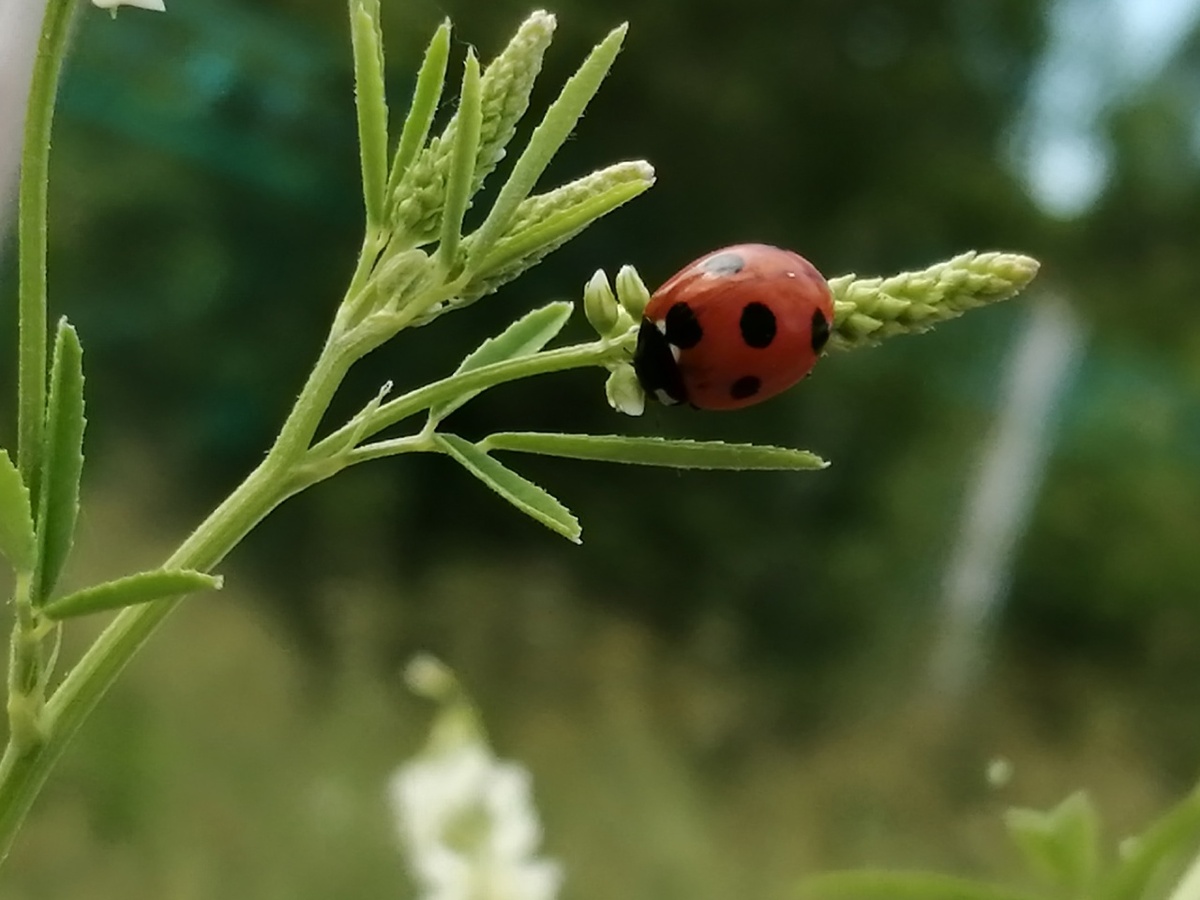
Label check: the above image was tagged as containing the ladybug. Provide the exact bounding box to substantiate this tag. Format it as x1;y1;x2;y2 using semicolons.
632;243;835;410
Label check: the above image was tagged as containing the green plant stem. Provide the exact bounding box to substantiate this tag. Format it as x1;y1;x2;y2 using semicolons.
0;460;281;860
0;318;365;862
17;0;75;494
309;329;636;459
5;573;43;751
336;231;388;330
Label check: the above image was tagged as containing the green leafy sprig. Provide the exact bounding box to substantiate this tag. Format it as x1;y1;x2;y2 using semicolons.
0;0;1041;872
799;786;1200;900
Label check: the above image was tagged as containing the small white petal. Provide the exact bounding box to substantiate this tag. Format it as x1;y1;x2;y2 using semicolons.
484;763;541;860
92;0;166;9
488;859;564;900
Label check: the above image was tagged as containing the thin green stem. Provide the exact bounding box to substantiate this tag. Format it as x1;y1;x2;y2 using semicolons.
266;336;357;466
5;573;43;753
0;458;287;862
343;433;436;467
0;322;362;861
334;230;388;332
309;329;636;460
17;0;76;496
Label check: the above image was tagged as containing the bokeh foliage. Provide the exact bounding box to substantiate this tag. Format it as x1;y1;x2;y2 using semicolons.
3;0;1200;896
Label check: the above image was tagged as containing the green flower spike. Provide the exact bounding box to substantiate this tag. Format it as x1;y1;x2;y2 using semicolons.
392;11;557;245
827;250;1041;351
451;160;655;313
465;162;654;289
596;250;1040;417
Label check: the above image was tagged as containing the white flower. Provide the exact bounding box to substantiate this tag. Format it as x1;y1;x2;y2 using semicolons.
91;0;166;11
390;742;562;900
605;364;646;417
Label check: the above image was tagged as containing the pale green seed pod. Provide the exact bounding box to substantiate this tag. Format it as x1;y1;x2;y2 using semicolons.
827;251;1040;351
584;270;620;337
615;264;650;318
605;364;645;417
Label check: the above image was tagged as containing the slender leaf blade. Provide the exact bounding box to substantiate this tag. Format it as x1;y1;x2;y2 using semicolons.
439;50;483;270
480;433;828;471
479;179;653;276
1105;783;1200;900
43;569;223;620
350;1;389;229
1005;792;1099;894
436;433;580;543
468;23;627;265
0;449;35;574
35;319;85;602
462;178;653;305
388;21;451;199
429;301;574;422
798;871;1050;900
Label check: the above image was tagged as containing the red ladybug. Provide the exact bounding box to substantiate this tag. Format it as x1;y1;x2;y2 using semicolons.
632;244;834;410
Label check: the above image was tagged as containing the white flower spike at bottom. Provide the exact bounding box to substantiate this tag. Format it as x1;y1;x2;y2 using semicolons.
390;656;562;900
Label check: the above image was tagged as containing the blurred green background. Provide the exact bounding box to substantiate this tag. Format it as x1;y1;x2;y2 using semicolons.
3;0;1200;896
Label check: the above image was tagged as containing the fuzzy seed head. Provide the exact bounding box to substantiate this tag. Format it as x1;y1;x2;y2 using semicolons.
828;252;1040;351
392;12;557;245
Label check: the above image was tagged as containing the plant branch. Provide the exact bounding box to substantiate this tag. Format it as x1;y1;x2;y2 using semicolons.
0;324;361;861
309;329;637;460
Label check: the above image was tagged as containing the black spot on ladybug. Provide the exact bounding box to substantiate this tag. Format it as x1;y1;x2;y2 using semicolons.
699;251;745;276
811;310;831;353
730;375;761;400
634;318;688;405
739;302;776;349
664;302;704;349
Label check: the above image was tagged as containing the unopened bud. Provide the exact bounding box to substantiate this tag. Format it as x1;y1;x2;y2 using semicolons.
605;364;645;417
584;270;620;336
615;264;650;318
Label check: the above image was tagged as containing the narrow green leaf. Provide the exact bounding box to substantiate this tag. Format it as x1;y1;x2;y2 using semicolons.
480;433;828;471
1105;784;1200;900
388;21;451;201
439;50;483;271
35;319;85;603
468;23;627;267
459;177;652;307
1004;792;1099;893
350;0;389;230
0;449;35;574
429;301;574;422
435;433;580;543
798;871;1050;900
43;569;223;620
481;177;652;271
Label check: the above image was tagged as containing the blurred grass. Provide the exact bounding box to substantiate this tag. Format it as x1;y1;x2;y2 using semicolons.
0;445;1180;900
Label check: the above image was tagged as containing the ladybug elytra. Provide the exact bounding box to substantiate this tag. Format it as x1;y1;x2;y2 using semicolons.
632;243;834;410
